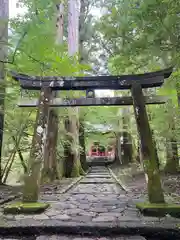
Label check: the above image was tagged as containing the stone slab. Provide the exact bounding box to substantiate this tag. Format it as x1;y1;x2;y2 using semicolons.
80;178;114;184
88;173;110;176
89;170;108;172
86;175;111;178
68;184;122;194
0;221;179;239
0;235;147;239
36;235;147;240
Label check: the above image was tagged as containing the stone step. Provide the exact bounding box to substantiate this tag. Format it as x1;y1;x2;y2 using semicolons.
36;235;147;239
90;169;109;171
86;175;111;178
89;172;109;174
80;178;114;184
89;174;109;176
0;235;147;239
0;222;179;239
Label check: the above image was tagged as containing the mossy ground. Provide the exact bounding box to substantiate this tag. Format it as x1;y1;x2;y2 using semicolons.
3;202;49;215
136;202;180;218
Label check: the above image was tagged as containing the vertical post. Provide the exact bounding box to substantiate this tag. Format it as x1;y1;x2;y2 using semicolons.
0;0;8;184
131;83;165;203
23;87;51;202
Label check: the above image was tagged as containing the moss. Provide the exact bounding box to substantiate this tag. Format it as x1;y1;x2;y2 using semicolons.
136;202;180;218
145;160;165;203
79;164;86;176
71;163;80;177
22;174;39;202
3;202;49;215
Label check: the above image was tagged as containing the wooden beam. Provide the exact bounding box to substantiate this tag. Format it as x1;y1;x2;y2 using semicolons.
18;96;168;107
10;67;173;90
131;83;165;203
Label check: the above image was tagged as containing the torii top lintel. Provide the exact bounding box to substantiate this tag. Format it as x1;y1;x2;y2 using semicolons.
10;67;173;90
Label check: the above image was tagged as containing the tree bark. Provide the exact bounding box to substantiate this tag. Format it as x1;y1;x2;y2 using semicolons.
122;131;133;165
121;109;133;165
63;115;82;177
64;0;83;177
0;0;8;184
151;130;160;169
22;88;51;202
78;0;89;172
176;81;180;108
131;83;165;203
79;119;87;171
164;138;179;174
41;107;60;182
41;2;64;182
63;117;73;178
114;132;122;165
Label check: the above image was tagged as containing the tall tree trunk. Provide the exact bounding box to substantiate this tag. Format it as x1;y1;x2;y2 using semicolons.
79;119;87;171
0;0;8;184
131;83;165;203
136;143;141;163
41;2;64;182
22;88;51;202
151;130;160;169
78;0;88;172
63;117;74;177
114;132;122;165
176;81;180;108
41;108;60;182
63;0;83;177
164;139;178;174
164;121;179;174
121;109;133;165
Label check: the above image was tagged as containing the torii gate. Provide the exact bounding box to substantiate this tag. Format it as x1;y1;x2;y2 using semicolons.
10;67;173;204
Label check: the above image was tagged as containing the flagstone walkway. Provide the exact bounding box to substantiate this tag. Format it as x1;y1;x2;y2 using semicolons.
0;166;180;239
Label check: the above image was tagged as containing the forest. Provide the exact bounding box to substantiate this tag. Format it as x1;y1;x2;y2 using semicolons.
0;0;179;215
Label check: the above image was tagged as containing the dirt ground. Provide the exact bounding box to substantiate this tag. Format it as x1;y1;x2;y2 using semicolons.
0;177;79;204
111;164;180;202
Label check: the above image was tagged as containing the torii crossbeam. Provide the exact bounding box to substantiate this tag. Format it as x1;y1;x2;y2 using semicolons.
10;67;173;90
17;96;169;107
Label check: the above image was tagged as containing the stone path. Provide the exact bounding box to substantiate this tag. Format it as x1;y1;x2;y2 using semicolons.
0;166;180;239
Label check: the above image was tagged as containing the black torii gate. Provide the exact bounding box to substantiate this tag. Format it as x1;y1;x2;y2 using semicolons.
10;67;173;203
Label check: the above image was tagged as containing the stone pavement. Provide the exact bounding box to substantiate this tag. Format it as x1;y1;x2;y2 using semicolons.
0;167;180;239
0;235;147;239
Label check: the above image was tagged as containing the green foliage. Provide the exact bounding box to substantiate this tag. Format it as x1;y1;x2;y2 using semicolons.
96;0;180;165
3;0;179;184
3;0;91;183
